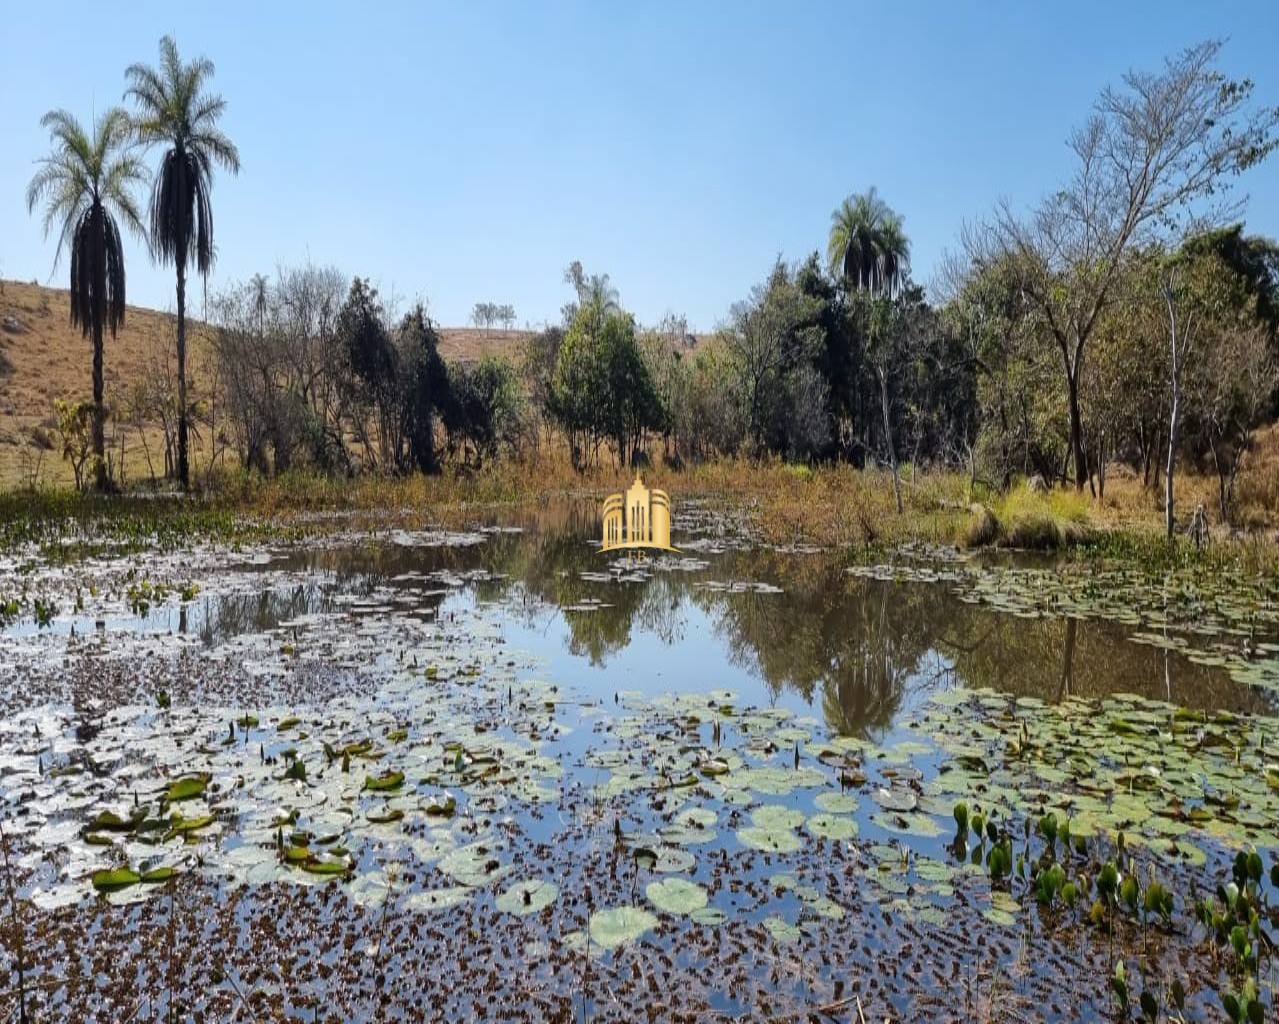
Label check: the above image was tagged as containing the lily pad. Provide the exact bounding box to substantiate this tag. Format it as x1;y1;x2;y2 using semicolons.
165;775;210;803
589;906;659;949
91;868;141;893
646;878;709;916
495;879;559;916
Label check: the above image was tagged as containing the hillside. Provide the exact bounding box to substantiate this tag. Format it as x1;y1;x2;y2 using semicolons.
0;279;534;487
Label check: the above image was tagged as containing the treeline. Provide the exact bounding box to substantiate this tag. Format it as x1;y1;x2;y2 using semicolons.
26;35;1279;533
210;270;526;476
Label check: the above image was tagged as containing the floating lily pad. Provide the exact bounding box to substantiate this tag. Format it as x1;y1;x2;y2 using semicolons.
92;868;141;893
165;775;209;803
363;770;405;792
646;878;708;916
495;879;558;916
589;906;659;949
806;813;858;841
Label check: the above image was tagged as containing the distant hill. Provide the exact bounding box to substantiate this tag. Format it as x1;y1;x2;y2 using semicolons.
0;279;532;486
0;278;708;487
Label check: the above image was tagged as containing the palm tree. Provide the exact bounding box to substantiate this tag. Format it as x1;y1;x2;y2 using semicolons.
826;187;910;298
249;273;269;338
126;35;240;488
26;108;147;490
875;211;911;300
827;188;912;512
827;187;889;292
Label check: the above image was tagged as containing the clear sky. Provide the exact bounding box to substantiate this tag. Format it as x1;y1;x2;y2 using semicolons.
2;2;1277;332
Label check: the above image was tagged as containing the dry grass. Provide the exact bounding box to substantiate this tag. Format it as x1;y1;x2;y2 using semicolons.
0;279;192;489
0;279;544;489
5;278;1278;565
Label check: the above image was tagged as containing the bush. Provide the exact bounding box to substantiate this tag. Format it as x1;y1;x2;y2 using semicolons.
991;484;1090;551
963;504;1001;548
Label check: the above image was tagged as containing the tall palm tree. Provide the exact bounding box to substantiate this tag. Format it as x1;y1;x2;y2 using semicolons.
827;188;912;512
875;211;911;300
26;108;147;490
249;273;269;338
827;187;889;293
125;35;240;488
826;187;911;298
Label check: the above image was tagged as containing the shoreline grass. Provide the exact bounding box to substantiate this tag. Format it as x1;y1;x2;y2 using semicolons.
1;455;1277;574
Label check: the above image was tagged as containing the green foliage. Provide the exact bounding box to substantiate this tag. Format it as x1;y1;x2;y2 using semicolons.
398;304;448;474
443;357;525;469
548;297;666;468
53;398;99;492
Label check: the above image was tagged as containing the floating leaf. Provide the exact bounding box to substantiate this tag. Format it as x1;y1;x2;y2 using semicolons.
589;906;658;949
806;813;858;841
495;879;558;916
165;775;210;803
646;878;708;916
363;770;405;792
92;868;141;893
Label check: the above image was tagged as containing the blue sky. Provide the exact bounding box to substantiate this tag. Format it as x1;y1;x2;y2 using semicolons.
2;2;1277;332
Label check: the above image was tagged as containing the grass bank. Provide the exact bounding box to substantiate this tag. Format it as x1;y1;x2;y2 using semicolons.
1;455;1276;574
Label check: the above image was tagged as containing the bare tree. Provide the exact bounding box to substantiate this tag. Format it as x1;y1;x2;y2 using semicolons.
965;40;1278;490
1162;268;1195;539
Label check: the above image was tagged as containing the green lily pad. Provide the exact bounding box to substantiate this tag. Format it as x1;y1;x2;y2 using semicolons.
813;792;860;814
364;770;405;792
165;775;209;803
299;857;349;876
738;825;801;854
646;878;708;916
806;814;859;841
495;880;559;916
589;906;659;949
762;916;800;944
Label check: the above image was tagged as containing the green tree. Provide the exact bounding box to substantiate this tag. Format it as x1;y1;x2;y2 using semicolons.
26;107;147;490
126;35;241;488
966;40;1278;491
397;305;447;473
444;357;525;468
548;297;664;468
827;187;893;291
723;261;822;457
828;187;912;508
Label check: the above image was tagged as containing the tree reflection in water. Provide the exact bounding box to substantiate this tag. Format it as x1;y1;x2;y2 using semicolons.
192;505;1274;737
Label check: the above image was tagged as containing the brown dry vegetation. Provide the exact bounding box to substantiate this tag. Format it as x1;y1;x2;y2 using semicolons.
4;278;1278;565
0;279;190;487
0;280;537;488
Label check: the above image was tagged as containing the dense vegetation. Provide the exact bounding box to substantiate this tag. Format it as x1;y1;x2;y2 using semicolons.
20;39;1279;539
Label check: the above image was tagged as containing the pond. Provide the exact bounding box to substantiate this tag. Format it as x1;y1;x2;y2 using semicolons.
1;501;1277;1021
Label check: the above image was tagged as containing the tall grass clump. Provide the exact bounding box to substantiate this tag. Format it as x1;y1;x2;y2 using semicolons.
964;484;1091;552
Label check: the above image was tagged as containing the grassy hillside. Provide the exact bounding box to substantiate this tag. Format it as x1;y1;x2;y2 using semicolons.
0;279;533;487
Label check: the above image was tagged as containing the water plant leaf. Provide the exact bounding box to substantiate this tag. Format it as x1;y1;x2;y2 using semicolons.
495;879;558;916
589;906;659;949
363;770;405;792
91;868;141;893
806;813;859;841
165;775;210;803
646;878;708;916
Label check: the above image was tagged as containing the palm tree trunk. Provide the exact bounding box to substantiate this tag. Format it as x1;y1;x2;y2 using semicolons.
91;208;107;491
177;260;189;489
91;321;106;490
